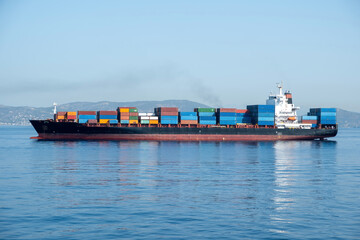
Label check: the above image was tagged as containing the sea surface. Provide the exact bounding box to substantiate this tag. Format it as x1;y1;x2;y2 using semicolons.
0;126;359;240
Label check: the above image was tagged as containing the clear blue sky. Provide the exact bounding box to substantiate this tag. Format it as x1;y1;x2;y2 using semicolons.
1;0;359;111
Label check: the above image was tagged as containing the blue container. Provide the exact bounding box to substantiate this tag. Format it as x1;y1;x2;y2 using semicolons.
236;113;251;117
198;112;216;117
78;115;97;120
160;116;178;120
160;120;178;124
319;112;336;117
255;113;275;117
219;120;237;125
109;120;118;124
179;112;197;116
312;124;318;128
218;112;236;117
218;116;236;121
236;117;252;123
120;120;129;124
78;119;88;124
257;121;275;126
98;115;117;119
320;120;336;125
257;117;275;121
199;116;216;121
180;116;198;121
247;105;275;112
302;116;318;120
199;120;216;125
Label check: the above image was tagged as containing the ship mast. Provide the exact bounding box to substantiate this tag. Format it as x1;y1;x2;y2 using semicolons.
53;102;57;115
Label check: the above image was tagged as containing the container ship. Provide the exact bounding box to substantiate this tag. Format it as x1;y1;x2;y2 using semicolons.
30;84;337;141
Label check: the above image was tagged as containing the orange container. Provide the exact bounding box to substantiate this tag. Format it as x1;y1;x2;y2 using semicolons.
129;120;138;124
149;120;158;124
118;108;129;113
67;112;77;116
180;120;198;124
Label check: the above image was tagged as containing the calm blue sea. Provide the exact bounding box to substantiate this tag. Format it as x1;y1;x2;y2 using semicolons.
0;126;359;239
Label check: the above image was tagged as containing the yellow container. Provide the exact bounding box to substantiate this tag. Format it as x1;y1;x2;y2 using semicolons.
129;120;138;124
67;112;77;116
119;108;129;113
149;120;158;124
99;119;109;124
56;116;65;120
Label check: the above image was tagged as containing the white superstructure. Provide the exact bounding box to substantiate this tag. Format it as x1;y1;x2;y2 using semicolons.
266;83;311;129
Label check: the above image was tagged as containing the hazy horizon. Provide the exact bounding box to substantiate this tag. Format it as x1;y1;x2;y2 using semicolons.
1;1;359;111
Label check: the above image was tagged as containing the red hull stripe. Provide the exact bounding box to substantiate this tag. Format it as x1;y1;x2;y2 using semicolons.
34;133;324;141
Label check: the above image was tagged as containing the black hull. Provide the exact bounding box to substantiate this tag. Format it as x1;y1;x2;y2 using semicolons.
29;120;337;141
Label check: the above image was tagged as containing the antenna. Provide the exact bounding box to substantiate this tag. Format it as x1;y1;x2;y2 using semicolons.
276;82;283;95
53;102;57;115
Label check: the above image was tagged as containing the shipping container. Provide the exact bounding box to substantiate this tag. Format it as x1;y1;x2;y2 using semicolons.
98;111;117;115
57;112;67;116
140;120;150;124
180;120;198;125
179;116;198;121
118;108;129;113
120;120;129;124
236;109;249;114
219;120;237;125
217;108;237;113
67;115;77;120
198;112;216;117
87;119;97;124
78;111;96;115
218;112;236;117
199;120;216;125
78;115;97;120
66;112;77;116
99;119;109;124
109;120;118;124
195;108;216;112
78;119;88;124
160;119;178;124
129;116;138;120
129;120;138;124
179;112;197;116
98;115;117;119
149;120;158;124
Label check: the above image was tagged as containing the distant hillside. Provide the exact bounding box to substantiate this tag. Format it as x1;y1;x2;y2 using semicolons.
0;100;210;126
1;101;359;128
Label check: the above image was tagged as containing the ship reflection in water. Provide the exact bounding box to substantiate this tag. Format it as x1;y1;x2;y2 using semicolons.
42;138;340;238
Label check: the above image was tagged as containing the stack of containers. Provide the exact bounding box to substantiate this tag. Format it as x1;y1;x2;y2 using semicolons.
66;112;77;122
236;109;252;124
55;112;66;122
195;108;216;125
138;113;155;124
118;107;130;124
155;107;178;124
78;111;97;124
129;107;139;124
247;105;275;126
308;108;336;125
301;115;318;128
98;111;118;124
179;112;198;124
217;108;237;125
149;115;159;124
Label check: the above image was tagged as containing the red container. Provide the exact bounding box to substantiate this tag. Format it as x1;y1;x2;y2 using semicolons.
119;112;130;116
120;116;130;120
218;108;236;113
98;111;117;115
158;111;178;116
87;119;98;124
78;111;96;115
302;120;317;124
129;112;139;116
67;115;77;120
57;112;67;116
157;107;178;112
236;109;249;113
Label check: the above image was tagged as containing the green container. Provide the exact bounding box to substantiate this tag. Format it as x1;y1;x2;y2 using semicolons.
141;120;150;124
196;108;216;112
129;108;138;113
129;116;138;120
